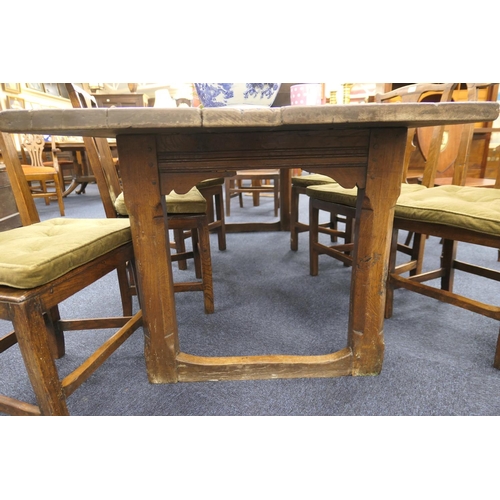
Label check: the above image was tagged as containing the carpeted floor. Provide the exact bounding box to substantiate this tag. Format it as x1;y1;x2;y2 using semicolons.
1;182;499;416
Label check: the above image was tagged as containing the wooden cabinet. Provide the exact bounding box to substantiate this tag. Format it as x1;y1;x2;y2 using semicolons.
92;93;147;108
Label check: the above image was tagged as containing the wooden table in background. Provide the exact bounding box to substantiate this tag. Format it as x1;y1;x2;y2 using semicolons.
1;103;497;384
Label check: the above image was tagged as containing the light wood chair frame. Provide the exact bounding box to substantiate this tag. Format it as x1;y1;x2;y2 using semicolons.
225;169;280;217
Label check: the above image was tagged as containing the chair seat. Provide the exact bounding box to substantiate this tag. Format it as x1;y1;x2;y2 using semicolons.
292;173;336;187
306;182;427;207
0;218;131;288
114;186;207;216
21;165;58;176
395;184;500;236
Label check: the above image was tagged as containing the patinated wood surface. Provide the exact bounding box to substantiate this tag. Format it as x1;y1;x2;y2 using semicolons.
0;103;498;138
1;103;498;384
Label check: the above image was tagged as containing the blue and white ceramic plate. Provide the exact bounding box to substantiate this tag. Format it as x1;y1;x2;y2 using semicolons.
194;83;281;108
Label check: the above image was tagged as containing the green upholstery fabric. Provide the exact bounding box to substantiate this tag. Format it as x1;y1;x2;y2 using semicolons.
395;185;500;236
0;218;131;289
114;186;207;216
306;182;427;207
196;177;224;188
292;173;336;188
166;187;207;214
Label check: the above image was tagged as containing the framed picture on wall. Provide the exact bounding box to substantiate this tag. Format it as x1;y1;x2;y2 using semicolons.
43;83;60;97
26;83;45;92
2;83;21;94
6;96;25;109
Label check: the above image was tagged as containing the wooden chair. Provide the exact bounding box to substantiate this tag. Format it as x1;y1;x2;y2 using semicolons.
225;169;280;217
306;83;459;277
385;140;500;368
0;132;142;416
65;83;225;255
432;83;498;188
20;133;66;216
290;172;337;251
84;134;214;314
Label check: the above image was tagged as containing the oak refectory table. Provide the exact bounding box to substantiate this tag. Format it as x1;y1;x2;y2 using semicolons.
1;102;498;384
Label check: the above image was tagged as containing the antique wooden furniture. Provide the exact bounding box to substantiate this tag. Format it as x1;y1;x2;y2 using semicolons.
67;84;226;253
390;83;500;185
93;93;147;108
84;135;214;314
306;83;459;277
427;84;498;188
0;132;142;416
290;172;336;251
225;169;280;217
20;133;66;216
0;102;496;384
386;155;500;367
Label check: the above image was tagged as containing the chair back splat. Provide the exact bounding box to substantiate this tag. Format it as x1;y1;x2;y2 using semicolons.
65;83;215;314
0;131;142;416
306;83;461;277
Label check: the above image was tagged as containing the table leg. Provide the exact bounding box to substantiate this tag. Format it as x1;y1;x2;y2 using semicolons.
347;128;407;375
116;134;179;383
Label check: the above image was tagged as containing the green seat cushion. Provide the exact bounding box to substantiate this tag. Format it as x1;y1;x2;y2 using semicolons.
115;186;207;216
395;185;500;236
0;218;131;289
306;182;427;207
292;173;336;187
196;177;224;188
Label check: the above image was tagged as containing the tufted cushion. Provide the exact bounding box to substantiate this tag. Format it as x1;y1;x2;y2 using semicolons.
306;182;428;207
292;173;336;188
0;218;131;289
114;186;207;217
395;185;500;236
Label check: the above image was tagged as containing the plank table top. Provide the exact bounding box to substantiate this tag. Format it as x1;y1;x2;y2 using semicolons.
0;102;498;138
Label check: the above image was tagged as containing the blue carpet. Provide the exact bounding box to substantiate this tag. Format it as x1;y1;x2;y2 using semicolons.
1;183;499;416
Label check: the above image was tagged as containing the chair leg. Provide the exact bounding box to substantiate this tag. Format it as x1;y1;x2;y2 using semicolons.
385;226;400;319
196;215;214;314
116;262;134;316
191;228;202;279
173;228;188;270
309;199;320;276
494;327;500;370
11;298;70;415
410;232;427;276
225;178;232;217
343;215;355;266
441;239;457;292
214;188;226;250
45;305;65;359
290;185;300;251
274;177;279;217
54;174;65;216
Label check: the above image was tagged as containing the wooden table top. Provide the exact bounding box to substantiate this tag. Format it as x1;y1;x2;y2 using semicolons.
0;102;498;138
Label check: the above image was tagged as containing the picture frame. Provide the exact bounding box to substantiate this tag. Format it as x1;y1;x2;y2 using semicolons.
43;83;61;97
2;83;21;94
26;83;45;92
6;96;25;109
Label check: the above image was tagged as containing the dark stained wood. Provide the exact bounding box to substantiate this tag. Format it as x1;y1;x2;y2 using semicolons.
0;131;142;415
0;102;498;385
